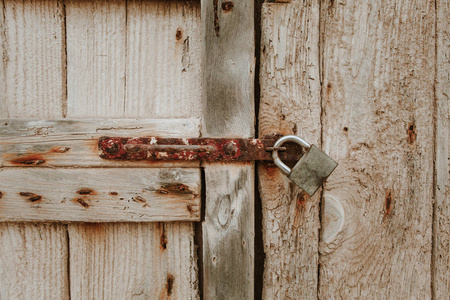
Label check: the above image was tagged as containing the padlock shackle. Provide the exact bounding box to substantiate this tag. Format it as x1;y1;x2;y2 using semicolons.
272;135;311;175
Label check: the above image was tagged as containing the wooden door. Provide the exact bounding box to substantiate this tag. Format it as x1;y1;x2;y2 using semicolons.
0;0;449;299
258;0;448;299
0;0;254;298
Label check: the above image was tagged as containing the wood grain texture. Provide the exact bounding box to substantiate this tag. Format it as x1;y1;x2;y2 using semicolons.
319;0;435;298
201;0;255;297
0;118;200;168
1;0;66;118
65;0;201;297
202;164;255;299
258;1;321;298
0;0;69;298
126;0;202;119
69;222;198;299
66;0;126;118
433;0;449;298
201;0;255;138
0;168;201;222
0;224;69;300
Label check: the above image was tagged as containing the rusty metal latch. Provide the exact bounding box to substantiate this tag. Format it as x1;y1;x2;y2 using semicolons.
98;135;303;162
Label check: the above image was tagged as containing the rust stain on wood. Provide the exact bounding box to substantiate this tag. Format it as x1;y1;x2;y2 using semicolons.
160;225;167;251
19;192;42;202
213;0;220;36
294;191;309;227
76;188;96;195
408;122;416;144
10;154;46;166
384;190;394;217
0;191;3;199
73;197;90;208
50;146;71;153
157;188;169;195
222;1;234;12
109;191;118;196
166;274;174;296
186;204;193;215
166;183;191;194
133;196;147;203
175;27;183;40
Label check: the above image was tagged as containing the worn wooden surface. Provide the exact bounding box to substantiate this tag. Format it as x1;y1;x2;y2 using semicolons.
126;0;202;119
319;1;435;298
0;0;69;298
65;0;201;298
1;0;66;119
69;222;198;299
0;168;201;222
66;0;126;118
259;1;321;298
0;118;200;168
0;224;69;299
433;0;449;298
201;0;255;297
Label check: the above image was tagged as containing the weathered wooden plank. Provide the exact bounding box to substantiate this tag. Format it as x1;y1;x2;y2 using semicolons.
202;164;255;298
126;0;202;119
1;0;66;118
0;224;69;299
201;0;255;138
69;222;198;299
259;1;321;298
433;0;449;298
66;0;201;297
0;118;200;168
319;1;435;298
66;0;126;118
0;0;69;298
0;168;200;222
201;0;255;296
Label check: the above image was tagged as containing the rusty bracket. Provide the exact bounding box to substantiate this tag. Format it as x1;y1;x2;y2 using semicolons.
98;135;303;163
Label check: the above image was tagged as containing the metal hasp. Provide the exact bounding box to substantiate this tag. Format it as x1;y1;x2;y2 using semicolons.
98;136;303;162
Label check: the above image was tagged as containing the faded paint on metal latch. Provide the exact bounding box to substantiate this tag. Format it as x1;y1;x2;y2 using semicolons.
98;136;303;162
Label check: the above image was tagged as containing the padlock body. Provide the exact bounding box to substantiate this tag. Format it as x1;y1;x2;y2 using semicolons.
288;145;338;196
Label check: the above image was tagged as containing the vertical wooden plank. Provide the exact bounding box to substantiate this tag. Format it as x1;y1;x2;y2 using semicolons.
2;0;66;118
201;0;255;297
66;0;126;118
126;0;202;119
201;0;254;138
69;223;198;299
319;0;435;298
433;0;449;298
258;1;321;298
0;224;69;299
66;0;201;298
0;0;69;299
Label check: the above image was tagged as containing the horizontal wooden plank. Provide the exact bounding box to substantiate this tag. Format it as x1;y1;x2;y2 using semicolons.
0;118;200;167
0;168;200;222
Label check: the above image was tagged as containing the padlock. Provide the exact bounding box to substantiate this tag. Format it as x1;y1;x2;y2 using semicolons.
272;135;338;196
